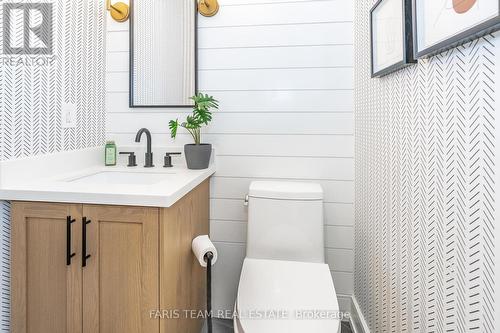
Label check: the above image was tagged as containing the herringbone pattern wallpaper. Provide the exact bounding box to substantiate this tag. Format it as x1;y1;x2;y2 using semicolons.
354;1;498;332
0;1;105;331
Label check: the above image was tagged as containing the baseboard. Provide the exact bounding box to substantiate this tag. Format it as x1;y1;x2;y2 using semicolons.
349;295;370;333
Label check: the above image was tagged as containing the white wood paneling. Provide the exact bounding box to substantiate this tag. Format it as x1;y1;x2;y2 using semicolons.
107;67;354;91
331;271;354;294
105;0;354;313
108;89;353;113
106;72;129;92
214;156;354;180
107;23;353;52
199;45;354;70
325;203;354;226
211;199;247;221
326;248;354;272
107;45;354;73
209;134;354;157
107;31;129;52
107;112;354;135
198;22;353;48
106;51;129;72
325;226;354;249
210;220;247;243
216;0;341;5
109;133;354;157
199;68;353;91
212;242;246;314
198;0;353;27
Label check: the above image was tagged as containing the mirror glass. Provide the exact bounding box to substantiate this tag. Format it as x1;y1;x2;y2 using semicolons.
130;0;197;107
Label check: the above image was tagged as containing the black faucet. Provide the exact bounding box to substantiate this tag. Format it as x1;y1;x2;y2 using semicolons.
135;128;154;167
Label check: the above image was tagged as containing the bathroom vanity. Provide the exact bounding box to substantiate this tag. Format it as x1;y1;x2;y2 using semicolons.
0;147;215;333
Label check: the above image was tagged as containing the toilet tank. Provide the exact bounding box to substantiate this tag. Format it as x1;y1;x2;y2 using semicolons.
246;181;325;263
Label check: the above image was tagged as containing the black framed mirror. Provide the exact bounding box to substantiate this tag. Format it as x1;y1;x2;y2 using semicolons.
129;0;198;108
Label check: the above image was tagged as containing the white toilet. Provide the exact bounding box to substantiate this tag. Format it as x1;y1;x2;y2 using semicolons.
234;181;341;333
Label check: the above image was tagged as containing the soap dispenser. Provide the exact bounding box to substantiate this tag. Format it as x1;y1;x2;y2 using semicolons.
105;141;117;166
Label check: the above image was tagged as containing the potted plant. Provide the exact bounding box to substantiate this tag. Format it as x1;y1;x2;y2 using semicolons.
169;93;219;169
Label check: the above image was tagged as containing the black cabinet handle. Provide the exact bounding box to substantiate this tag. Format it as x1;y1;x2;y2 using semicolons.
82;217;92;267
66;216;76;266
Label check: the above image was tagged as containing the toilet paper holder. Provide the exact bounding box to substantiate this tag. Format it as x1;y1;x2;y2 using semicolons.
204;251;214;263
192;235;217;333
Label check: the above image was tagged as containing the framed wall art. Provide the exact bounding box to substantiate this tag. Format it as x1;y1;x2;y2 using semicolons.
413;0;500;58
370;0;415;77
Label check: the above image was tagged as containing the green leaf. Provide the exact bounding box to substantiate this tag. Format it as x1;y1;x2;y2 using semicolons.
193;107;212;125
191;93;219;110
190;93;218;126
168;119;178;138
168;92;219;143
185;115;200;129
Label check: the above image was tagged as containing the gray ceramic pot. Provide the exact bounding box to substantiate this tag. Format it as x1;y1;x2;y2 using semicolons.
184;144;212;170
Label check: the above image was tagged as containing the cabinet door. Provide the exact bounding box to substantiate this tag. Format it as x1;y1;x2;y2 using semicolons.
12;202;82;333
82;205;159;333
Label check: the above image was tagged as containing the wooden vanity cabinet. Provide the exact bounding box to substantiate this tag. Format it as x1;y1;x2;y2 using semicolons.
11;180;209;333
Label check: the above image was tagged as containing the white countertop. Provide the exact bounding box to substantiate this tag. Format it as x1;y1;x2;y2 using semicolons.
0;147;215;207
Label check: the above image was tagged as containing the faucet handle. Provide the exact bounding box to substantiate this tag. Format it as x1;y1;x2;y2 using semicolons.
119;151;137;167
164;152;182;168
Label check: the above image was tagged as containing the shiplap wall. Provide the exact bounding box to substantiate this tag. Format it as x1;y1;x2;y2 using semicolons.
106;0;354;313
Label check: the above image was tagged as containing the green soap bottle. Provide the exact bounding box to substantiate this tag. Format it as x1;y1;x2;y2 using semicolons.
105;141;117;166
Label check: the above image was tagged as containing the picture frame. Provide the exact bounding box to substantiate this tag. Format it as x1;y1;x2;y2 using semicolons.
413;0;500;58
370;0;415;78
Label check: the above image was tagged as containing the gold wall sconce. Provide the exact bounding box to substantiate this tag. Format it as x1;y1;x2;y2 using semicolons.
106;0;130;22
198;0;219;17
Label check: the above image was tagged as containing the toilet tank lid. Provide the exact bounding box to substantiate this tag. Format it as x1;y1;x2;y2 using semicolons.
249;181;323;200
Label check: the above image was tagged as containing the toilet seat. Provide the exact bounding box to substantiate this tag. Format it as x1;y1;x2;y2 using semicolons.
234;258;341;333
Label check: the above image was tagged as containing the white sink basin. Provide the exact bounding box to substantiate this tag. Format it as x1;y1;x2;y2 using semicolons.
0;147;216;207
68;171;175;185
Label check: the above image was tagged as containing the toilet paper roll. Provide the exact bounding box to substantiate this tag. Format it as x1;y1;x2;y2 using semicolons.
192;235;218;267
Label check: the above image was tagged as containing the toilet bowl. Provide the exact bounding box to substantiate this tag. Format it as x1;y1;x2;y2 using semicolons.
233;181;341;333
